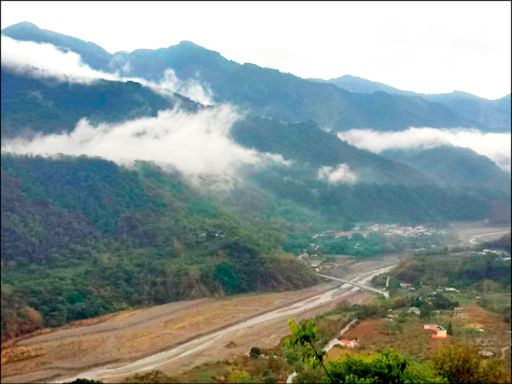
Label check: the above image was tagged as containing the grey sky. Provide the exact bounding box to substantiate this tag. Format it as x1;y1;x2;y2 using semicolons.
1;1;510;99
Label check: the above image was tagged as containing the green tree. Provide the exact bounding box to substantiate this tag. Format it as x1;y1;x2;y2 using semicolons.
327;349;444;384
446;321;453;336
286;319;334;383
433;343;510;384
433;343;480;384
227;369;253;383
250;346;261;358
286;320;445;384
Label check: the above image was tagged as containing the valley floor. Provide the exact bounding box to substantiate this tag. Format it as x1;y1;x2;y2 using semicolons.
1;257;398;383
2;224;508;383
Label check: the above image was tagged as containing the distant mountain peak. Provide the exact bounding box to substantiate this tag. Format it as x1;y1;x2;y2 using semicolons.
178;40;200;47
326;74;416;96
2;21;40;32
447;90;482;99
336;74;368;81
2;21;112;70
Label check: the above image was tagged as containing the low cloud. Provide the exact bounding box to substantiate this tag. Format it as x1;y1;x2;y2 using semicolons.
1;35;115;82
1;35;213;105
1;105;287;189
338;127;511;171
318;163;357;184
156;68;214;105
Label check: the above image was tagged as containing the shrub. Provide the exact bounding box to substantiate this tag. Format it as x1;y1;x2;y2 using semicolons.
250;346;262;358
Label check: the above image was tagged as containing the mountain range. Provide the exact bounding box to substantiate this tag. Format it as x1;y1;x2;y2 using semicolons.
1;21;510;341
3;21;510;132
324;75;511;132
2;20;510;220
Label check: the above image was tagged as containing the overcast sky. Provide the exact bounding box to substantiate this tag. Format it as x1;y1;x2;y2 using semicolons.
1;1;510;99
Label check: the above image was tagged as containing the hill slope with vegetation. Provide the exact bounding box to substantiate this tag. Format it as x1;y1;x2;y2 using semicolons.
1;69;199;138
382;146;511;192
0;154;317;342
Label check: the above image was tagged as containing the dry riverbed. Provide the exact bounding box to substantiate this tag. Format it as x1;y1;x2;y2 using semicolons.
2;257;398;383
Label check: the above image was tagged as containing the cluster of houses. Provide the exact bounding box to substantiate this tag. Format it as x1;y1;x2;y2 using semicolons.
364;224;434;237
312;224;436;240
424;324;448;339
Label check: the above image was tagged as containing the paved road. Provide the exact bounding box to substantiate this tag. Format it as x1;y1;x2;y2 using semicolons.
57;263;396;383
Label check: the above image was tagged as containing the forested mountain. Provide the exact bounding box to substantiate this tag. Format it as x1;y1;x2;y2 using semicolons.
232;116;435;185
1;69;198;137
426;92;511;133
2;21;495;132
383;146;511;191
325;75;511;132
1;151;506;342
1;22;509;227
244;165;507;226
1;154;317;341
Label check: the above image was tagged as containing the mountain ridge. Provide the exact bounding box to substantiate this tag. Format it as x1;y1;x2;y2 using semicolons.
4;21;508;132
322;75;511;132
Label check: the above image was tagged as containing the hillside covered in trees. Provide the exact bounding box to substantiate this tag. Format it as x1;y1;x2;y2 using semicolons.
1;154;318;342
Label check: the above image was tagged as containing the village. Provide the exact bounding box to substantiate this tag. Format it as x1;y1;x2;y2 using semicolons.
313;224;437;240
319;283;509;363
302;247;510;361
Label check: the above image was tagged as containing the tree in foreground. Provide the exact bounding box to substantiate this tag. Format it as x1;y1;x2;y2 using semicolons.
286;319;334;382
227;368;253;383
433;343;511;384
286;319;445;383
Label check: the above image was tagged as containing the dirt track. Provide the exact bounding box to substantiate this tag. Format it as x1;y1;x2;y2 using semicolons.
2;257;398;383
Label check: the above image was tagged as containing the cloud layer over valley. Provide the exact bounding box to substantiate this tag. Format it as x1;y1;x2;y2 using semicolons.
338;127;511;171
1;35;251;187
1;105;287;189
1;35;114;82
